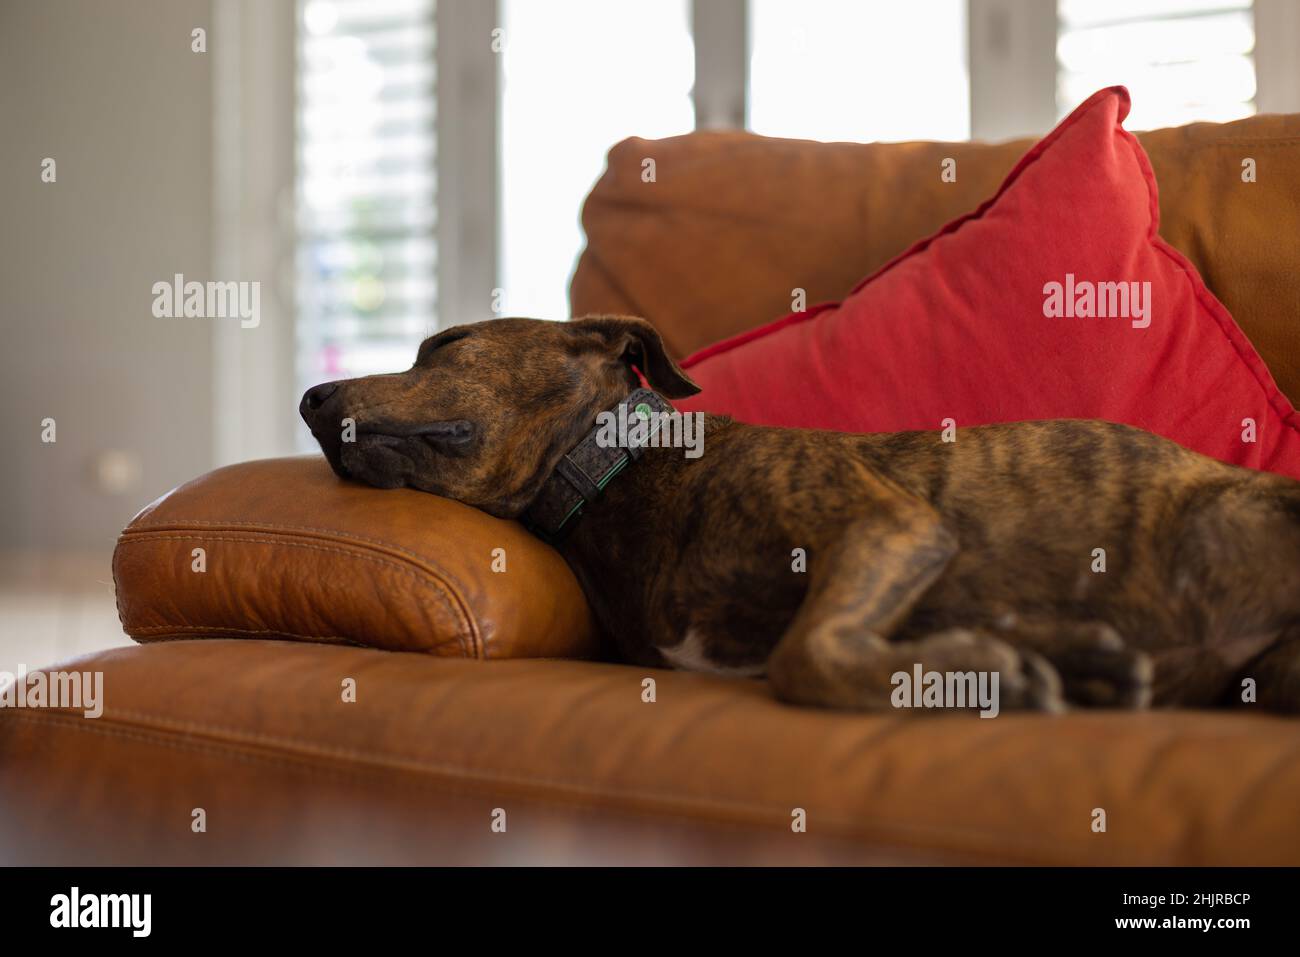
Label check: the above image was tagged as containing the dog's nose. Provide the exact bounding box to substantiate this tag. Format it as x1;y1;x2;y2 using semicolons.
300;381;341;421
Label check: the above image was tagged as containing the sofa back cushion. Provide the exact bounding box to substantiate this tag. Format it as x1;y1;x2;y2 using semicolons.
673;88;1300;480
113;457;599;659
571;111;1300;405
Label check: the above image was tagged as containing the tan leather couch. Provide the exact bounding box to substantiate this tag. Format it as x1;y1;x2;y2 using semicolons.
4;115;1300;865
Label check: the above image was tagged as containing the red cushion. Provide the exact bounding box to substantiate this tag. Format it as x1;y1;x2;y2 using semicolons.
677;88;1300;480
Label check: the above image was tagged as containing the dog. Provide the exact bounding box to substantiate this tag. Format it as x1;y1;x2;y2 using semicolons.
301;315;1300;713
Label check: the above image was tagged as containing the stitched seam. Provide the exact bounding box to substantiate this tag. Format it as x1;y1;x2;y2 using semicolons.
114;534;479;658
111;543;128;638
129;634;378;652
0;710;1150;865
131;626;355;638
128;628;459;657
124;517;491;563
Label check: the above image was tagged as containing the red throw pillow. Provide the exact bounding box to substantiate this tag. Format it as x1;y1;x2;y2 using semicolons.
676;87;1300;480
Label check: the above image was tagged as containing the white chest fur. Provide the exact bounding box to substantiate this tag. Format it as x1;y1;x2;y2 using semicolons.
659;629;766;678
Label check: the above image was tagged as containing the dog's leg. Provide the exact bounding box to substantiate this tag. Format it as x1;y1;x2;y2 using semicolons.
766;511;1063;712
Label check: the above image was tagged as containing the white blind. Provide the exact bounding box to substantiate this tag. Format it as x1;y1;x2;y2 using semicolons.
295;0;437;408
1057;0;1256;130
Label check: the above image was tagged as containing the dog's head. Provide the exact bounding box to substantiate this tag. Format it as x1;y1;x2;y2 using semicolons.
299;315;699;517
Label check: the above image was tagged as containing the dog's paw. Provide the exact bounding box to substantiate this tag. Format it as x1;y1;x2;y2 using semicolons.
1039;623;1154;709
916;629;1065;714
1008;647;1068;713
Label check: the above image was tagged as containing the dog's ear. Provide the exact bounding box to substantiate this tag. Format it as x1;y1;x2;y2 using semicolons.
569;315;701;398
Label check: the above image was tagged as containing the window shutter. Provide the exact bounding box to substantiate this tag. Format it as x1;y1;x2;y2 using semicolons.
295;0;438;410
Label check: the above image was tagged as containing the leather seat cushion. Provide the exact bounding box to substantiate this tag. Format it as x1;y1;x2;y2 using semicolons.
4;640;1298;865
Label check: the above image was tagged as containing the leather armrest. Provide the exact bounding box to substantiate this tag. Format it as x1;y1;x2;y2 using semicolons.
112;457;599;659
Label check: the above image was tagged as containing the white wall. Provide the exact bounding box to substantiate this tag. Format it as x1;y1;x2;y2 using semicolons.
0;0;217;557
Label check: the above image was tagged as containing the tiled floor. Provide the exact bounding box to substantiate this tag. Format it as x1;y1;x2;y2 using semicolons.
0;551;132;675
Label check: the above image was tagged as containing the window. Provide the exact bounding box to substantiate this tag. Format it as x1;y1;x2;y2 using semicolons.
295;0;438;412
498;0;695;322
1057;0;1257;130
748;0;970;142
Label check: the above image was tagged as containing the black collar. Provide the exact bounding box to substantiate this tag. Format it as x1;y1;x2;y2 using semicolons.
523;388;675;543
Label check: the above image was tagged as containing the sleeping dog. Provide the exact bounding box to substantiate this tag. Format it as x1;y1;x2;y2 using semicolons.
301;315;1300;713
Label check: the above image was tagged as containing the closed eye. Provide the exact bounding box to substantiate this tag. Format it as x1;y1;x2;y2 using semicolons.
416;328;471;365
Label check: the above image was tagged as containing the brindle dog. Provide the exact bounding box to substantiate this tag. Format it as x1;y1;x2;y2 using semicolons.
301;315;1300;713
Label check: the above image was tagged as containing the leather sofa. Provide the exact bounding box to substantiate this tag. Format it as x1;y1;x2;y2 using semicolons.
4;113;1300;866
